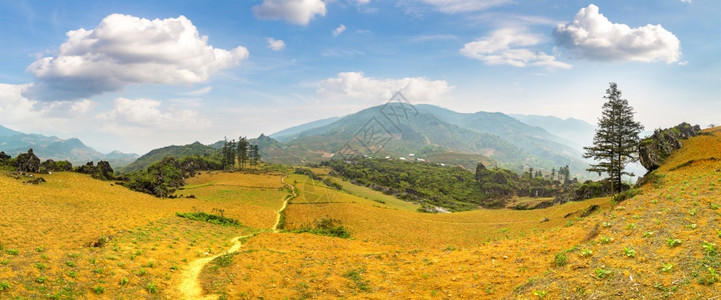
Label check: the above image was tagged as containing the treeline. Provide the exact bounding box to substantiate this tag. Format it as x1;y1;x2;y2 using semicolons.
220;137;261;170
323;158;488;211
323;158;580;211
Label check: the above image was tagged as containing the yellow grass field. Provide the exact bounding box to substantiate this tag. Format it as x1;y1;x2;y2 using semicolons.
4;128;720;298
0;171;285;298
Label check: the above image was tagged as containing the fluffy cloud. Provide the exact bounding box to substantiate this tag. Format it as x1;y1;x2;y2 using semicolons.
25;14;249;101
553;4;681;63
461;28;572;69
332;24;346;37
421;0;510;13
267;37;286;51
253;0;326;26
317;72;452;104
96;97;210;135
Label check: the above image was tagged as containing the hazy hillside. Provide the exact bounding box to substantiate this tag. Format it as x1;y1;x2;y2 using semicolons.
0;124;22;137
0;124;138;168
270;104;589;176
270;117;341;142
510;114;595;151
119;141;219;173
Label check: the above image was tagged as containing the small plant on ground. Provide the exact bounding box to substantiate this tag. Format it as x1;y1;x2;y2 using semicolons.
643;231;654;238
92;286;105;294
36;276;47;283
623;247;637;258
699;267;718;285
600;236;614;244
661;263;673;273
533;290;548;298
120;277;129;286
0;281;10;291
595;267;612;279
554;252;567;267
146;282;158;294
580;249;593;257
343;268;370;292
667;239;682;248
703;241;717;256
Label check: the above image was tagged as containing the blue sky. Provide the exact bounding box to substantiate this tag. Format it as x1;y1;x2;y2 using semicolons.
0;0;719;154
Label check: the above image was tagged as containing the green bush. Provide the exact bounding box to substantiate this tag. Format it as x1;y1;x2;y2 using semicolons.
295;217;351;239
612;189;642;203
176;212;243;227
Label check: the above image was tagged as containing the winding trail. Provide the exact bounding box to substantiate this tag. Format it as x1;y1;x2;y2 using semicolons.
177;174;296;299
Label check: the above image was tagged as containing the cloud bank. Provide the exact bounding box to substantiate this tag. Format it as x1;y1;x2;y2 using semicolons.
317;72;452;104
554;4;681;63
25;14;248;101
461;28;571;69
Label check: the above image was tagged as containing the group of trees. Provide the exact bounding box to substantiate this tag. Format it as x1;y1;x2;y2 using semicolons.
220;137;261;170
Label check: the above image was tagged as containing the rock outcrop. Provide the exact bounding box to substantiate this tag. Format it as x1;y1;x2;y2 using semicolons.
639;122;701;172
15;149;40;173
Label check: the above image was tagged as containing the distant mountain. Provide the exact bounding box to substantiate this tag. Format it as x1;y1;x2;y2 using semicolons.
263;104;590;176
119;141;219;173
270;117;341;142
0;125;138;168
0;124;22;137
510;114;596;151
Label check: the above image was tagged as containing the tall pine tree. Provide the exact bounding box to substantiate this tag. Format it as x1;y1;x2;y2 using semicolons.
583;82;644;194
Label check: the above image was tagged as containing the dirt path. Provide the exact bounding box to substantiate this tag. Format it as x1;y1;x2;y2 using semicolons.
273;175;296;232
177;174;295;299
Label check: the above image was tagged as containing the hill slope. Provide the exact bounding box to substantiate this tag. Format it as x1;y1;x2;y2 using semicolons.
270;117;341;142
516;126;721;298
119;141;219;173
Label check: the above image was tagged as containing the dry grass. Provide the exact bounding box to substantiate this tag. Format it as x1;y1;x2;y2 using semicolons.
0;171;284;298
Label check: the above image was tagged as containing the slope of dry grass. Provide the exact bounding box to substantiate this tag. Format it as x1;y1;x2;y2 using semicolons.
0;171;284;298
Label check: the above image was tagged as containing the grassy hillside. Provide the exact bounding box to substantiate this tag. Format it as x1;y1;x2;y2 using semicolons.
120;141;219;173
0;171;286;298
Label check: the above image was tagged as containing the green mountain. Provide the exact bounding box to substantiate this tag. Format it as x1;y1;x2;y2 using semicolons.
270;117;340;142
0;125;138;168
263;104;589;176
119;141;219;173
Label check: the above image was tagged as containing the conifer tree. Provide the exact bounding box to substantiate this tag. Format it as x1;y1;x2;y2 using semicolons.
237;137;249;169
583;82;644;194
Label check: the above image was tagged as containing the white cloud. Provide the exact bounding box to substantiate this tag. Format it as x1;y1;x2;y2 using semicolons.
25;14;249;101
681;0;691;3
96;97;211;135
554;4;681;63
317;72;453;104
266;37;286;51
0;83;95;130
332;24;346;37
461;28;572;69
253;0;326;26
351;0;371;4
421;0;511;14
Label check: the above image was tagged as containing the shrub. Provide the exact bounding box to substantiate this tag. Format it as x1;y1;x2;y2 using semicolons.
554;252;567;267
295;217;350;239
612;188;642;203
176;212;243;227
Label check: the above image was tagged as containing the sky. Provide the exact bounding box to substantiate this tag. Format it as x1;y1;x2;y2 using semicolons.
0;0;719;154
